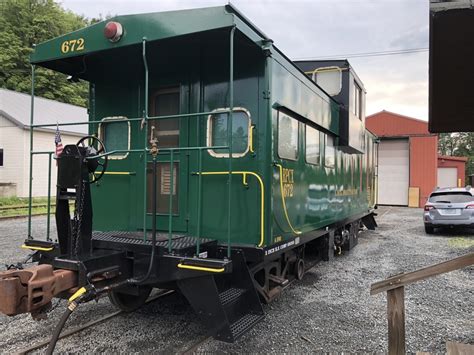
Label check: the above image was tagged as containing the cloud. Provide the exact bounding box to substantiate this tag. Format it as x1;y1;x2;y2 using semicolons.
61;0;429;120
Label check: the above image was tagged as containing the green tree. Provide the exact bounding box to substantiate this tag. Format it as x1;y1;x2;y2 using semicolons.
0;0;90;107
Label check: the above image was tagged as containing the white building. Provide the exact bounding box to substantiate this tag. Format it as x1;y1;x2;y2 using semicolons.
0;88;87;197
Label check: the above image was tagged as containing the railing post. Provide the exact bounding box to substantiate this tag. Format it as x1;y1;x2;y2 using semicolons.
227;26;236;258
142;38;149;240
46;152;53;241
27;64;35;239
387;286;406;355
196;147;203;254
168;150;174;253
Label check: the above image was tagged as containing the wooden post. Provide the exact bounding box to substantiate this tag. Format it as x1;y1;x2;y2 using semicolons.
387;286;405;355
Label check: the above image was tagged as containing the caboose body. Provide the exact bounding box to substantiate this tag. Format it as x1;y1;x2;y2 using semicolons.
0;5;377;343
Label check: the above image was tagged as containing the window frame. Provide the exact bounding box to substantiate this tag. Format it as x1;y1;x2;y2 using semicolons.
324;134;336;168
98;116;131;160
149;86;181;149
353;81;362;120
277;111;299;161
311;66;342;96
0;148;3;167
206;107;251;158
305;125;321;166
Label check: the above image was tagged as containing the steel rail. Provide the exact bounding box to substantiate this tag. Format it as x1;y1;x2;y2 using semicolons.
16;290;175;355
181;335;212;355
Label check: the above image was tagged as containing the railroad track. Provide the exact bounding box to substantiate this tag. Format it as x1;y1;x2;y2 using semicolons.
14;259;322;354
15;290;176;355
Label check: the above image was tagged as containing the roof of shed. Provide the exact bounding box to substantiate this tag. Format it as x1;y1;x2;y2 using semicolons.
366;110;434;137
0;88;87;135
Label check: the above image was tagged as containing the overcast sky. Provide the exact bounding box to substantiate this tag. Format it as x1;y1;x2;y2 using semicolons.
61;0;429;120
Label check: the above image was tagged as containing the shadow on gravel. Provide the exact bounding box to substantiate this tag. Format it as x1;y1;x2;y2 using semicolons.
433;227;474;237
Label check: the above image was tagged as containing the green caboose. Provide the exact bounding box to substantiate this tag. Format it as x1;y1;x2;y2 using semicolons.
0;5;377;344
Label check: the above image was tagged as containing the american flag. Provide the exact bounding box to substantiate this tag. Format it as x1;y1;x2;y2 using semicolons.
55;123;63;159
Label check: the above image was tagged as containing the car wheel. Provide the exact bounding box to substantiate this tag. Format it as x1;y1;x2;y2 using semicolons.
424;225;435;234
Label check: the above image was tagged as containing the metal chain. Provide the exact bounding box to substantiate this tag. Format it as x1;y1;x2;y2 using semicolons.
72;179;86;258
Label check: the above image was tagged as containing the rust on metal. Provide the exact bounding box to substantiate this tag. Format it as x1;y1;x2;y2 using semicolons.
0;264;77;316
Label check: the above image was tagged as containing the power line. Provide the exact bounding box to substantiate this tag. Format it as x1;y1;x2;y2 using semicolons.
293;47;428;60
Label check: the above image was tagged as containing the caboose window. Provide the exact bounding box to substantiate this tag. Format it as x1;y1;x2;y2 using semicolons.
99;117;130;159
278;113;299;161
207;109;250;157
324;134;335;168
149;87;180;148
305;126;320;165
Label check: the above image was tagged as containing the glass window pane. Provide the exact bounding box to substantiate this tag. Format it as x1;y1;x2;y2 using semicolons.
149;90;180;148
306;126;320;165
429;193;474;203
278;114;298;160
325;135;335;167
209;111;249;155
100;120;129;159
315;68;342;96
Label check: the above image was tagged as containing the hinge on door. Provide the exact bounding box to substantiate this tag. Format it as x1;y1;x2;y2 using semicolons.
263;90;271;99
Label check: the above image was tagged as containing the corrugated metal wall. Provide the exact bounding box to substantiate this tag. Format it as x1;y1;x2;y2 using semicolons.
366;111;438;207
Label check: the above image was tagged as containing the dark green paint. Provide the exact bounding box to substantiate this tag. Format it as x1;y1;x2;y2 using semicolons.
31;6;377;251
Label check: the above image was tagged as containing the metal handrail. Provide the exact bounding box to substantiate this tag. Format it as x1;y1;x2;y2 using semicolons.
27;27;239;258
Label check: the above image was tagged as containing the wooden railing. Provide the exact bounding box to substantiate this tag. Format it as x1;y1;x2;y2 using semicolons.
370;252;474;355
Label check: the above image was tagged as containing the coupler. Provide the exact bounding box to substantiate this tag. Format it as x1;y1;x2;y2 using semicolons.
0;264;77;317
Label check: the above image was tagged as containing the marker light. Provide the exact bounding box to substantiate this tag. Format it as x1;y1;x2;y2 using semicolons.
104;21;123;42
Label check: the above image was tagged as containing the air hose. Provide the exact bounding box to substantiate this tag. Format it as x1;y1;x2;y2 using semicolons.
45;286;88;355
128;154;158;285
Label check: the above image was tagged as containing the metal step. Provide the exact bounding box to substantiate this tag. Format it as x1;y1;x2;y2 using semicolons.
229;313;264;340
219;287;246;307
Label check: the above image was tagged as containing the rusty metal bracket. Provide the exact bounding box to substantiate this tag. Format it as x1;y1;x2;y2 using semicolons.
0;264;77;316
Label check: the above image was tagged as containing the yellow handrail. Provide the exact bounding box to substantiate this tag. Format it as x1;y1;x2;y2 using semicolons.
103;172;135;175
249;125;255;153
275;164;302;235
21;244;54;252
177;263;225;273
198;171;265;247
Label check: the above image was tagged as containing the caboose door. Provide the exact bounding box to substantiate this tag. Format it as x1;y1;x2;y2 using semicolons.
145;85;189;232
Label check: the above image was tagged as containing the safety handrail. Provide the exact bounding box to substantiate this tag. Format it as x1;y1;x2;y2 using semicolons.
196;171;265;247
27;27;238;259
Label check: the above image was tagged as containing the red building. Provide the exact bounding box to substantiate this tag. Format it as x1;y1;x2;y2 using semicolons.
366;110;466;207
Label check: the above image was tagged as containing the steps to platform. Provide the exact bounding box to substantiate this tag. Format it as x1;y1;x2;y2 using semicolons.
178;250;264;343
219;287;246;307
229;313;265;341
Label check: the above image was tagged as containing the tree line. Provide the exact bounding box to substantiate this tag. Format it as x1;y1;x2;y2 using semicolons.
0;0;108;107
1;1;472;180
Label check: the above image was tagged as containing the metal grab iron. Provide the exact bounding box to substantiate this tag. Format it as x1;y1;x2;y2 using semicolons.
0;264;77;316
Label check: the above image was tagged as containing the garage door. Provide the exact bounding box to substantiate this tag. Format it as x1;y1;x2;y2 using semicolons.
378;139;409;205
437;167;458;188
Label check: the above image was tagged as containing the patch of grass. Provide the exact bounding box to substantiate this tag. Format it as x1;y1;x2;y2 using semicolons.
0;206;53;218
0;196;49;206
448;237;474;249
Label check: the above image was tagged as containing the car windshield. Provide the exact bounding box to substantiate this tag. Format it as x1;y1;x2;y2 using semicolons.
429;192;474;203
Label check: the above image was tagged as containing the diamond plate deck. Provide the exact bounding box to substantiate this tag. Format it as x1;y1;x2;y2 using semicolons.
92;231;215;254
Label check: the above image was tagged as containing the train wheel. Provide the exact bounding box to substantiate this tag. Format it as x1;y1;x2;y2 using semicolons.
295;258;305;280
108;286;152;312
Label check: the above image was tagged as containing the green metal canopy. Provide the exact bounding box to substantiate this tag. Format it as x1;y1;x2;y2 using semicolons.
30;5;267;67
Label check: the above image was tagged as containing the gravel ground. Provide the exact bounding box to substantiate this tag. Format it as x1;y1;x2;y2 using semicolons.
0;207;473;353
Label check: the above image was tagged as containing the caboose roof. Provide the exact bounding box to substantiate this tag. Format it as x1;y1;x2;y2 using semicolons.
30;5;268;66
